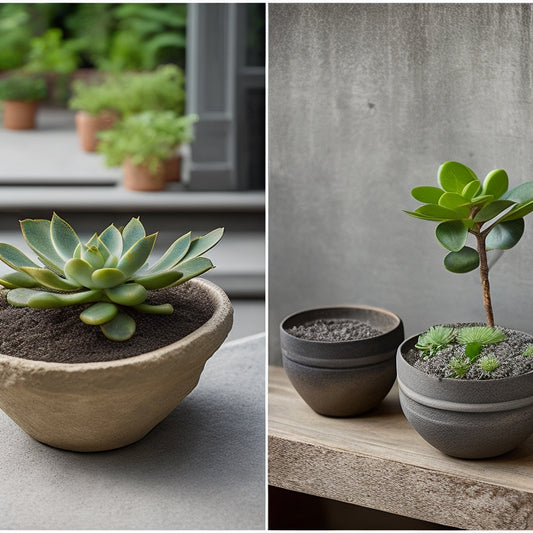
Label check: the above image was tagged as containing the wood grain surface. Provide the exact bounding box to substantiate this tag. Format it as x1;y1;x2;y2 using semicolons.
269;365;533;529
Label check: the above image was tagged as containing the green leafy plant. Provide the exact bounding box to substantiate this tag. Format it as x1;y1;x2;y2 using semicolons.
0;73;47;101
523;345;533;357
415;325;455;358
449;356;471;378
406;161;533;327
479;355;501;374
24;28;81;75
68;77;123;116
456;326;506;345
97;111;198;173
0;213;223;341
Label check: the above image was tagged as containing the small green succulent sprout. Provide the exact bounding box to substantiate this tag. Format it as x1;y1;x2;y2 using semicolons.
0;213;223;341
406;162;533;327
523;345;533;357
456;326;506;346
415;325;455;358
449;356;471;378
479;355;501;374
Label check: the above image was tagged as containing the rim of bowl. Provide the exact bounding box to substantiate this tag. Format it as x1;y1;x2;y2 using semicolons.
280;304;403;346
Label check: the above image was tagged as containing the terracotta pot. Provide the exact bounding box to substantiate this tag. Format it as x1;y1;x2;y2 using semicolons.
75;110;118;152
280;306;404;416
0;279;233;452
397;331;533;458
122;158;167;191
2;100;39;130
165;154;181;182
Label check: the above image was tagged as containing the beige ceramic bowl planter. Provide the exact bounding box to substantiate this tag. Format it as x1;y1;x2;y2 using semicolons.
0;279;233;452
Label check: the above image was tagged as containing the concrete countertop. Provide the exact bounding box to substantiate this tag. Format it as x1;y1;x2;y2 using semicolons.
0;333;266;530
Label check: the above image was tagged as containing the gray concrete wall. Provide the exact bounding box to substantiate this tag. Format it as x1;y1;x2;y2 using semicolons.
269;3;533;364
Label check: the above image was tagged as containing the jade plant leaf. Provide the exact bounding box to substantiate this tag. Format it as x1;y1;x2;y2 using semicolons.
481;169;508;199
413;204;462;221
438;192;468;211
485;218;525;250
435;220;468;252
443;246;480;273
473;200;514;222
438;161;478;193
502;182;533;203
462;180;481;200
411;186;444;204
499;199;533;222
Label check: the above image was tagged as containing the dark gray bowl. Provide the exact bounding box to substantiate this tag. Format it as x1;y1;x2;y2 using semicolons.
397;333;533;459
280;306;404;417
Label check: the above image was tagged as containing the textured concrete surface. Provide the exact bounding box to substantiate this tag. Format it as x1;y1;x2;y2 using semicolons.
0;333;265;529
269;4;533;363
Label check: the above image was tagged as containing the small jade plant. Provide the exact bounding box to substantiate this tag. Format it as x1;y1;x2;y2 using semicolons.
417;325;507;378
406;161;533;327
0;213;222;341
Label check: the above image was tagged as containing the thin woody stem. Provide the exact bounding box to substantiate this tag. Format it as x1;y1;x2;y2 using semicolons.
475;231;494;327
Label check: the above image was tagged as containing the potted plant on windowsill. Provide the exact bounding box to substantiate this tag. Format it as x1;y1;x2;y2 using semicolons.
0;213;233;451
0;73;47;130
280;305;404;416
68;78;121;152
97;111;198;191
400;161;533;458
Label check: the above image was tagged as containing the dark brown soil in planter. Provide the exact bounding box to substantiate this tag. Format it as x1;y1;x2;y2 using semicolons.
287;318;382;342
0;283;215;364
404;323;533;380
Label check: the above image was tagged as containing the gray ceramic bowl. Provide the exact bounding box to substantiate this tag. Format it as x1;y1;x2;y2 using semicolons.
280;306;404;417
397;333;533;458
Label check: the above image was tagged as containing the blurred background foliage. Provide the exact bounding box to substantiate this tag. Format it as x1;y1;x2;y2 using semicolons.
0;3;187;73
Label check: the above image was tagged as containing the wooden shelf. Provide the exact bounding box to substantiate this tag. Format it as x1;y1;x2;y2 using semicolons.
269;365;533;530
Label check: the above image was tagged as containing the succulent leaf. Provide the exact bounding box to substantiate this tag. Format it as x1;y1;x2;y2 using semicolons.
80;302;119;325
502;182;533;203
179;228;224;264
121;217;146;252
20;218;65;274
462;180;481;200
117;234;157;278
105;283;147;306
499;199;533;222
134;270;181;290
100;311;136;341
50;213;81;261
0;243;40;270
438;192;468;211
7;288;103;308
133;303;174;314
173;257;214;285
443;247;479;273
435;220;467;252
99;224;123;259
0;271;40;289
90;268;127;289
20;267;80;291
479;355;500;373
147;232;191;274
485;218;525;250
64;258;95;287
81;244;105;269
